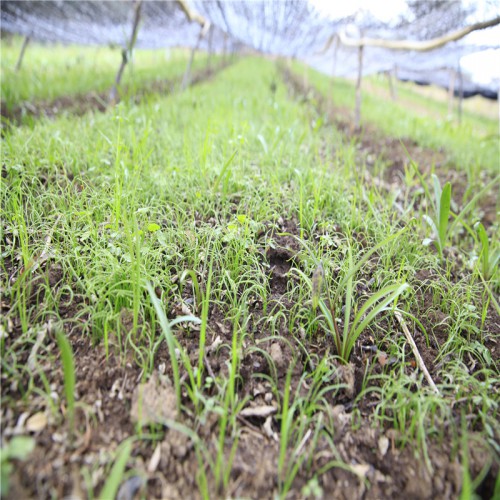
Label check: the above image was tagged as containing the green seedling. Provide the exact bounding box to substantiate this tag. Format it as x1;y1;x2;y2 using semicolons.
1;436;35;497
146;282;201;407
475;223;499;282
56;331;76;436
420;175;451;260
413;165;499;261
179;269;203;312
316;247;409;363
99;437;133;500
297;230;409;363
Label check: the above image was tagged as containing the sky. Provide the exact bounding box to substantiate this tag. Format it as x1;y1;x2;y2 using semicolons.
310;0;500;84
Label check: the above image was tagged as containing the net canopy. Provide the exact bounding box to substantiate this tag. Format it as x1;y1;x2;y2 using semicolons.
1;0;499;99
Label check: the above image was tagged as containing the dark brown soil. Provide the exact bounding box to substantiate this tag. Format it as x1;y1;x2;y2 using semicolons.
1;64;499;500
3;213;499;499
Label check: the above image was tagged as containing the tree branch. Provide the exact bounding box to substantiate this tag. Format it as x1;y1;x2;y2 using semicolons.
338;16;500;52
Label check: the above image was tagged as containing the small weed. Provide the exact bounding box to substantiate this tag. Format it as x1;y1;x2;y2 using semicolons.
475;222;499;282
317;247;408;363
413;164;499;262
146;282;201;408
56;330;76;437
99;438;133;500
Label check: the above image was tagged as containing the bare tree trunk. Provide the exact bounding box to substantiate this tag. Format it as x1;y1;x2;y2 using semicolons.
15;35;31;72
447;69;456;117
181;26;204;90
223;33;228;62
354;44;364;131
110;0;142;103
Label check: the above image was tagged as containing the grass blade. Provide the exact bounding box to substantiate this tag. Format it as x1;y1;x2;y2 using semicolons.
438;182;451;254
449;175;499;235
56;331;75;435
346;283;409;360
432;174;442;216
333;227;407;305
213;149;238;193
146;282;181;407
99;438;133;500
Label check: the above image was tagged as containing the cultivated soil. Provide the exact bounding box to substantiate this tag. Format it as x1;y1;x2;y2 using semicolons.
2;63;499;500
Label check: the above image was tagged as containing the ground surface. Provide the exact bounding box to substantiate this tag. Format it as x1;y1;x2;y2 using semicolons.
1;53;499;500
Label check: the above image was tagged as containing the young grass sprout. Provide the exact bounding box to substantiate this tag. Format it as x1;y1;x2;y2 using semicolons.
315;248;409;363
146;282;201;408
56;330;76;437
475;222;499;282
298;230;409;363
413;164;499;262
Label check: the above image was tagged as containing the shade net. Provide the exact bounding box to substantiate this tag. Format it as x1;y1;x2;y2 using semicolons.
1;0;499;98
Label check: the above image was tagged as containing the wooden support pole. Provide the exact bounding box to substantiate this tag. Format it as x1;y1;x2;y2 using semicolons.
447;68;456;117
110;0;143;103
207;25;213;71
329;37;339;107
15;35;31;72
457;64;463;124
181;24;207;90
387;64;398;101
354;44;364;131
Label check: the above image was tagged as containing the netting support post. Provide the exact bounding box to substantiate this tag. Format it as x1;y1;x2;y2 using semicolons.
15;35;31;72
387;64;397;101
182;25;204;90
303;64;309;88
457;63;463;124
110;0;143;103
207;25;213;71
223;33;228;62
354;44;364;131
447;68;456;117
329;37;339;108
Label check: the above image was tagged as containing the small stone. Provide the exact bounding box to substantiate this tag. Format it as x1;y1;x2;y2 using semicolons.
26;412;47;432
270;343;283;368
253;383;265;397
378;436;389;456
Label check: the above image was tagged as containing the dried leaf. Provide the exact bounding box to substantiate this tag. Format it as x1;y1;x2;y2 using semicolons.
377;352;388;366
269;343;283;368
240;405;277;419
207;335;222;354
263;416;278;442
148;443;161;473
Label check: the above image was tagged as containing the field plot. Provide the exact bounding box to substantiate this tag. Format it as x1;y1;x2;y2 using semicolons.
1;38;224;128
1;44;499;500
